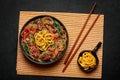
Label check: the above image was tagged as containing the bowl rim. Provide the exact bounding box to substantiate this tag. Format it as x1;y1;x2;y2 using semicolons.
19;15;69;65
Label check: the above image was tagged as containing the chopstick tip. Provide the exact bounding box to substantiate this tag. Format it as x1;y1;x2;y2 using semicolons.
93;2;97;5
62;69;65;73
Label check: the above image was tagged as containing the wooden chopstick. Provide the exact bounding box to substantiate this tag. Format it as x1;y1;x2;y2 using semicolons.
62;14;100;72
64;2;97;64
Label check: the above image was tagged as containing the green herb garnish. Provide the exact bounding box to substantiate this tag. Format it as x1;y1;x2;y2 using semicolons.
54;20;63;37
22;42;30;54
29;34;35;41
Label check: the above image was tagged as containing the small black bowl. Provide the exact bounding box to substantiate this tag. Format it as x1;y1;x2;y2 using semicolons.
77;42;102;73
19;15;69;65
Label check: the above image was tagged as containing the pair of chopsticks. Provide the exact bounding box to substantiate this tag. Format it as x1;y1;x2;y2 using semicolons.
62;2;100;72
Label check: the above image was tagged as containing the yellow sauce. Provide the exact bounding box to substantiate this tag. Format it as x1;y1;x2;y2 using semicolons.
78;52;96;70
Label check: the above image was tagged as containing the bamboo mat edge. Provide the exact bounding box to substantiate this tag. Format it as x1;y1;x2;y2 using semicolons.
16;11;104;79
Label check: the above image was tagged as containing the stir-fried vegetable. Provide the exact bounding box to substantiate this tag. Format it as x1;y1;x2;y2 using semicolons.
50;43;57;48
22;28;30;39
21;16;67;62
40;50;43;54
54;20;65;46
54;20;63;36
29;34;35;41
54;20;66;46
62;39;65;46
22;42;30;54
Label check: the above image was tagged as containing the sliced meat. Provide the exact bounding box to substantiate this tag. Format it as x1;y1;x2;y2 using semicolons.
30;46;40;59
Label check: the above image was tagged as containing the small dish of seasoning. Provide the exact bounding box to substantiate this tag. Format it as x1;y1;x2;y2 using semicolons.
77;42;102;73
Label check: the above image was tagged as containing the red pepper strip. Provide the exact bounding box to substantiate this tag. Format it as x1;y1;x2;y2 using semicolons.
22;27;30;39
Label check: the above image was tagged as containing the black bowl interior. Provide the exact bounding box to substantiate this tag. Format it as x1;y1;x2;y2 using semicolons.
77;50;99;73
19;15;69;65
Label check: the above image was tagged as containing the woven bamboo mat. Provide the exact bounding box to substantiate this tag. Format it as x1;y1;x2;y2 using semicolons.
16;11;104;79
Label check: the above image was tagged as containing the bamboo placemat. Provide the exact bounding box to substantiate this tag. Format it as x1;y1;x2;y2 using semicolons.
16;11;104;79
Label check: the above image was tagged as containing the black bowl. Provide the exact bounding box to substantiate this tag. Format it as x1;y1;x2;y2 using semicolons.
77;42;102;73
19;15;69;65
77;50;99;73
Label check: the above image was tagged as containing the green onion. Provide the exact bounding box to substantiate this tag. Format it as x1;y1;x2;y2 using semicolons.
62;39;65;46
40;50;43;54
53;43;57;48
29;34;35;41
54;20;66;46
54;20;63;37
22;42;30;54
50;43;57;48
